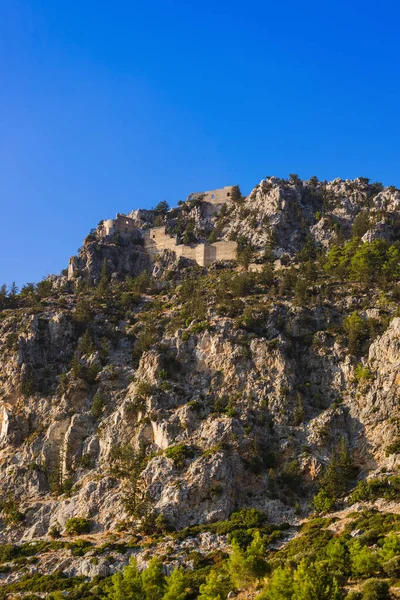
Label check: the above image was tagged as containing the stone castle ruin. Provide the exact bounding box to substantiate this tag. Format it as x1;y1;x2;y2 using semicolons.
97;186;238;267
101;213;138;238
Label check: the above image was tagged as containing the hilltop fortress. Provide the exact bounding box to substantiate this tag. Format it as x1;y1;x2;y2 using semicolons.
97;186;238;268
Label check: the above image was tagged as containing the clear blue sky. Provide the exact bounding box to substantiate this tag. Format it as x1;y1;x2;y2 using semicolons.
1;0;399;287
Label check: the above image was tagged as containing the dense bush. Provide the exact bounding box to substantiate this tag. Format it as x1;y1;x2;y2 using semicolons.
361;578;391;600
165;444;195;468
64;517;91;536
349;476;400;503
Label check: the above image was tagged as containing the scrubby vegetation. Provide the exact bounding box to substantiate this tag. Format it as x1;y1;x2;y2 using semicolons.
1;176;400;598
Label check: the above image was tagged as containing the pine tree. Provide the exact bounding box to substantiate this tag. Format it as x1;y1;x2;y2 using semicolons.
228;531;268;589
257;566;294;599
292;559;342;600
141;558;165;600
198;568;231;600
162;567;189;600
107;558;144;600
97;258;111;296
70;352;83;380
0;284;8;309
79;328;95;356
343;311;368;355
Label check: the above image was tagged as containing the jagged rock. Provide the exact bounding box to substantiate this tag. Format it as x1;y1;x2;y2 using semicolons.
1;175;400;587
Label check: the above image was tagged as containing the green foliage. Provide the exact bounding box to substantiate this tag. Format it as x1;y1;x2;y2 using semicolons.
349;476;400;503
385;438;400;455
21;367;35;397
354;363;373;383
162;567;189;600
73;299;94;326
325;238;400;285
154;200;169;215
258;560;343;600
64;517;91;536
313;438;355;511
133;325;157;363
237;303;269;332
217;271;256;297
352;212;371;239
324;537;351;580
0;572;84;596
343;311;368;355
361;578;390;600
349;241;387;284
0;494;25;525
236;236;255;268
97;259;111;296
293;277;308;305
313;490;335;513
256;565;294;599
78;329;95;356
382;555;400;577
208;230;217;244
135;380;153;396
349;540;380;578
198;568;231;600
165;444;195;468
293;396;305;426
141;558;165;600
230;185;243;203
379;532;400;562
107;558;144;600
127;271;153;294
36;278;53;299
228;531;269;588
91;391;107;419
109;444;149;517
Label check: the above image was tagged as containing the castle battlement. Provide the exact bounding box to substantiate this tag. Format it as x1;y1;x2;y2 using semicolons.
98;186;238;266
143;227;237;267
190;186;235;206
100;214;139;238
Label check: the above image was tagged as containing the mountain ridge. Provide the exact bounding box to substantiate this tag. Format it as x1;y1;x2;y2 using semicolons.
0;174;399;599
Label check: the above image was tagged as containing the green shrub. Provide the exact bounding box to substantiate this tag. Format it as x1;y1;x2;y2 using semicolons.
354;364;373;383
163;567;189;600
344;311;368;355
361;578;390;600
165;444;195;468
313;490;335;513
227;531;269;588
65;517;91;536
385;437;400;455
349;476;400;503
0;572;84;595
382;555;400;577
349;540;380;578
135;380;153;397
198;568;231;600
0;495;25;525
91;391;107;419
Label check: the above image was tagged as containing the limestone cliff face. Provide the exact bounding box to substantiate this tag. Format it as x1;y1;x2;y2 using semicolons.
68;233;151;283
0;175;399;584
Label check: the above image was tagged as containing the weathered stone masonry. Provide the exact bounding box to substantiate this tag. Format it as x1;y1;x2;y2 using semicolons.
143;227;237;267
96;186;238;267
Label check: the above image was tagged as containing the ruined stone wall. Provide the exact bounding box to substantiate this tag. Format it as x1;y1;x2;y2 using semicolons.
144;228;237;266
144;227;179;255
205;186;234;205
207;240;238;263
192;186;234;206
102;214;138;237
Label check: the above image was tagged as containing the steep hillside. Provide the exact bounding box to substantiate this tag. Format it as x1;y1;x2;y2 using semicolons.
0;175;399;599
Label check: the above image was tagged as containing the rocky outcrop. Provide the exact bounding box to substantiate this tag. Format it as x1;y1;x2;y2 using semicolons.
68;235;151;283
1;174;399;588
